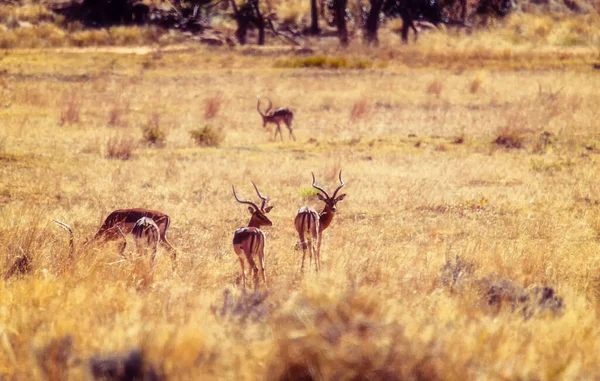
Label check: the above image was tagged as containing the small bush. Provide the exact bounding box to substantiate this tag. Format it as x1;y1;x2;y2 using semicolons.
59;92;81;125
350;99;369;122
107;100;129;127
470;72;486;94
106;135;136;160
0;135;7;153
427;80;443;98
494;126;524;149
299;187;319;200
190;125;224;147
204;93;223;119
141;113;167;147
274;56;372;70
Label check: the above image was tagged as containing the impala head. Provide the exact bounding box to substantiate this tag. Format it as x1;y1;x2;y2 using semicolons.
312;170;347;213
233;181;273;227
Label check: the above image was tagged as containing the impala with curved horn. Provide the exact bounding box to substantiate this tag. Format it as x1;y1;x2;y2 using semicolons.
132;217;160;264
294;170;346;272
232;181;273;289
257;96;295;142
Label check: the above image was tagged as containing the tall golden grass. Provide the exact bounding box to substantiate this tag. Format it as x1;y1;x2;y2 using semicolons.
0;38;599;379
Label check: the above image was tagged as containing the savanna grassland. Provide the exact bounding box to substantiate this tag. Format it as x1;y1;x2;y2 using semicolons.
1;25;600;380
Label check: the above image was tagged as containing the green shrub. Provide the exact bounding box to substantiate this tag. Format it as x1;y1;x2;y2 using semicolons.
190;125;224;147
274;56;372;70
299;187;320;200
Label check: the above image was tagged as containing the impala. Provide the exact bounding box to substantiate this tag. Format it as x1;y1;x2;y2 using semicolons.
93;208;176;261
257;96;295;142
294;170;346;272
232;181;273;289
132;217;160;264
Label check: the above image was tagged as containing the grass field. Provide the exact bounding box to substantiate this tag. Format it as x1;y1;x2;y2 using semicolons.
1;27;600;379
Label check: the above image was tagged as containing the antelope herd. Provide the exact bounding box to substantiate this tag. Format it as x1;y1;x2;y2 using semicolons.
53;171;346;290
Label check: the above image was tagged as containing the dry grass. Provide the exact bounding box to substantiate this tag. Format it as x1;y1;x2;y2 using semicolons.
1;33;600;380
106;134;136;160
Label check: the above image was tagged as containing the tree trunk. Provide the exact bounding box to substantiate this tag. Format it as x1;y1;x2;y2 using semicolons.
364;0;384;45
251;0;266;45
230;0;247;45
310;0;320;34
257;18;266;44
334;0;348;47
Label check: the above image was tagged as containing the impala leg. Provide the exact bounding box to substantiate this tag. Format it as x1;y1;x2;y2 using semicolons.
286;121;296;141
246;255;259;290
259;249;267;289
299;230;307;272
238;256;246;289
316;231;323;272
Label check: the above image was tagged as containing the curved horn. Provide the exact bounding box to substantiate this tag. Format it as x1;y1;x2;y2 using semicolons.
251;181;268;210
264;97;273;114
232;185;260;211
257;97;266;117
311;172;330;199
332;170;345;199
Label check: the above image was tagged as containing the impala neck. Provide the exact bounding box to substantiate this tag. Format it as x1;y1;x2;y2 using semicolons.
319;209;335;231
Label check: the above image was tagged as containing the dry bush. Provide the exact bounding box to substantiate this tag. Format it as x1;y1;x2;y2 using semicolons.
470;72;487;94
494;126;524;149
59;92;81;125
349;99;369;122
204;93;223;119
141;113;168;147
107;99;129;127
427;79;443;98
190;125;225;147
106;135;136;160
35;336;72;381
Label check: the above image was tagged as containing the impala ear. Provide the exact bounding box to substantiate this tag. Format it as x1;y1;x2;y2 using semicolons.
335;194;347;202
248;206;255;214
264;205;274;213
317;193;326;201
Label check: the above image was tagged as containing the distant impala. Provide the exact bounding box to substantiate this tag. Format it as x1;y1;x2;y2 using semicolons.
232;181;273;289
257;96;295;142
294;171;346;272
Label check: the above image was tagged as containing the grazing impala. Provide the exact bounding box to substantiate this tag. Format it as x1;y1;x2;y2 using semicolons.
294;170;346;272
257;96;295;142
232;181;273;289
132;217;160;264
93;208;176;261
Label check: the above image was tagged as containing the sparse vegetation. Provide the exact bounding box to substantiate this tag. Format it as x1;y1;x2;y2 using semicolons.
106;134;136;160
1;24;600;380
274;56;372;70
204;93;223;120
141;113;168;147
190;124;225;147
350;99;369;122
427;79;443;98
58;91;81;125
